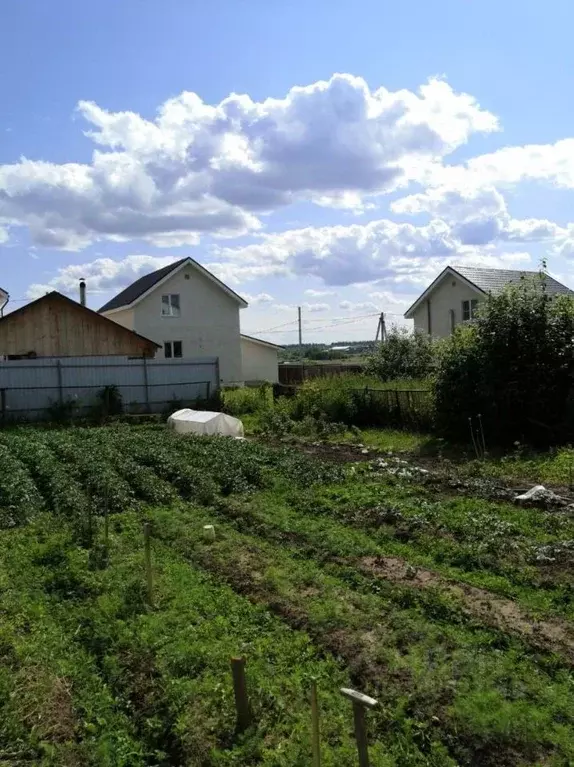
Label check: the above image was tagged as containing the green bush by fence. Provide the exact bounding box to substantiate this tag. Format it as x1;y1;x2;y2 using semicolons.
434;272;574;447
223;376;433;434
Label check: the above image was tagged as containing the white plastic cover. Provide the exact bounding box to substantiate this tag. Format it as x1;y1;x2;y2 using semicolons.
167;409;245;438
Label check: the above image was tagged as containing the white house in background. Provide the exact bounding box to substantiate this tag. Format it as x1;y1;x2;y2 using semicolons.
240;334;282;383
99;257;248;384
404;265;574;339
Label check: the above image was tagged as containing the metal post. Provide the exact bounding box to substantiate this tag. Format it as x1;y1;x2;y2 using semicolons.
340;688;378;767
142;356;150;413
231;657;252;731
298;306;302;357
56;360;63;404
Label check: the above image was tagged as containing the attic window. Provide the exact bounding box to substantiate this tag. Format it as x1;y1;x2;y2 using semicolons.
161;294;180;317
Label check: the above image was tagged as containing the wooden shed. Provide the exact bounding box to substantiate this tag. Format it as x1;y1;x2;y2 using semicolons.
0;292;160;358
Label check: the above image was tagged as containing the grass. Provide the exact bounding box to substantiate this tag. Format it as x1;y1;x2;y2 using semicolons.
0;423;573;765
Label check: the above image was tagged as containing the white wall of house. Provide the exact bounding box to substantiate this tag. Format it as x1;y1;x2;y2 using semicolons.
412;273;483;338
105;264;243;384
241;337;279;383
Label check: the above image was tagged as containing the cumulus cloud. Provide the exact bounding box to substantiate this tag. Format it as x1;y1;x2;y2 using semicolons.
26;255;180;299
213;209;548;286
304;288;336;297
339;300;379;312
0;74;498;250
442;138;574;189
392;184;570;250
242;292;274;305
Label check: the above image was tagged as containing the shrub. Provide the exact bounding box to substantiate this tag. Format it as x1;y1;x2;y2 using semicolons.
366;327;436;381
223;383;273;415
434;272;574;446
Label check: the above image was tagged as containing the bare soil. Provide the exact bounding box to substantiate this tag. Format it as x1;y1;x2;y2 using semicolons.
360;555;574;663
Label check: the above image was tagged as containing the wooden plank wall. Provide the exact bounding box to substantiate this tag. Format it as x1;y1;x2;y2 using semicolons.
0;296;155;357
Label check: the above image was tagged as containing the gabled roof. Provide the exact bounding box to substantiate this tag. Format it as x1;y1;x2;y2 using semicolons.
454;265;574;297
0;291;161;349
98;257;248;313
240;334;283;350
404;265;574;319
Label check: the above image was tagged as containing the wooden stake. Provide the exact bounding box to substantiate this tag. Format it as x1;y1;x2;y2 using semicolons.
310;679;321;767
103;499;109;547
340;688;378;767
231;657;252;731
143;522;153;607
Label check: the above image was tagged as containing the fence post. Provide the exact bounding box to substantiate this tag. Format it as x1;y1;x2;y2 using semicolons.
142;357;151;413
340;688;378;767
143;522;153;607
215;356;220;388
0;388;5;425
310;679;321;767
230;657;252;731
394;389;401;425
56;360;63;404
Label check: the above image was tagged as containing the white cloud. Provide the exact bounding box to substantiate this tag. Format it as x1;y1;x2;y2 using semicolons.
242;292;274;305
452;139;574;189
26;255;180;299
303;302;330;313
213;211;547;286
204;261;290;285
304;288;336;297
0;74;498;250
339;300;379;312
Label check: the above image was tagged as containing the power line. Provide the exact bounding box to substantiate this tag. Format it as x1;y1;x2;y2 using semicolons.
252;311;380;335
251;318;299;334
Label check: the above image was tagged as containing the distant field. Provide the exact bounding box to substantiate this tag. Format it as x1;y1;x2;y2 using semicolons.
1;425;573;765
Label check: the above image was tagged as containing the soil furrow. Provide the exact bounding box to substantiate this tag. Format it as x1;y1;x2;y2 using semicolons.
359;555;574;663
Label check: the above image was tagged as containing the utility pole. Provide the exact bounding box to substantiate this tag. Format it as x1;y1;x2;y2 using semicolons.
298;305;303;357
375;312;386;343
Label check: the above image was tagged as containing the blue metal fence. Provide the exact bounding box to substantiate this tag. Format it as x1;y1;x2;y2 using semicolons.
0;355;219;421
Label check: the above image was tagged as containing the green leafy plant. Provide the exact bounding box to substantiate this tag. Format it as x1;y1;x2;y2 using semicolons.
434;272;574;446
365;326;436;381
46;397;78;425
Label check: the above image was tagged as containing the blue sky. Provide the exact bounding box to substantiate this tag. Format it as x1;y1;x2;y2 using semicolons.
2;0;574;342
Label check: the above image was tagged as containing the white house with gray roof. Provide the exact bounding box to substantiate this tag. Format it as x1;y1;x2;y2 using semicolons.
99;257;281;386
99;257;249;384
404;265;574;339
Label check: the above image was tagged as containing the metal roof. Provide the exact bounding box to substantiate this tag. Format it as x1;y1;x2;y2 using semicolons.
98;259;188;313
404;265;574;318
240;334;283;350
98;257;248;313
453;266;574;297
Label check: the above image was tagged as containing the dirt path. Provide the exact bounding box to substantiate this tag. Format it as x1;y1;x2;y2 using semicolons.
360;555;574;662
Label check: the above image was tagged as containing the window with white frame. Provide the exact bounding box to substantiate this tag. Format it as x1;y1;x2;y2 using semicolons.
161;293;181;317
462;299;479;322
164;340;183;358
